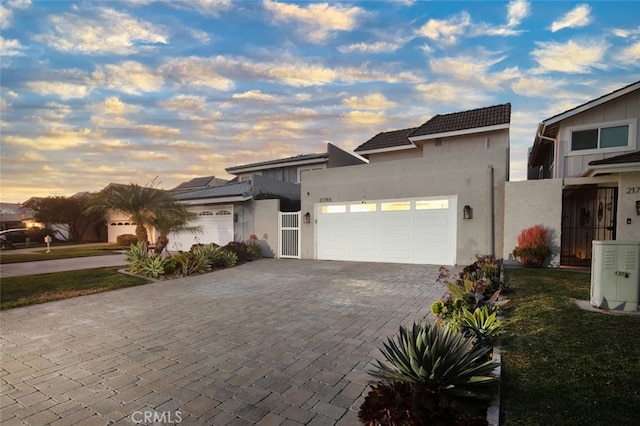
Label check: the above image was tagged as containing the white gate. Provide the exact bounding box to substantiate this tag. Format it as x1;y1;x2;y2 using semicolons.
279;211;300;259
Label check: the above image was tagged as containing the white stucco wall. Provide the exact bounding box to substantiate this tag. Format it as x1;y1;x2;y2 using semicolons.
252;199;279;258
618;171;640;242
301;141;509;266
503;179;563;267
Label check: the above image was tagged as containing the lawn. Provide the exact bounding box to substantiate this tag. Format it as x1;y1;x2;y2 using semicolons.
500;267;640;426
0;244;124;264
0;267;152;310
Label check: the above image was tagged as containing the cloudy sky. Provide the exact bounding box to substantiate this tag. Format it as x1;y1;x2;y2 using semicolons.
1;0;639;203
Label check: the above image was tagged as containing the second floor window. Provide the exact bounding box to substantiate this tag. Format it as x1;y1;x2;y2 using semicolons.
568;119;635;154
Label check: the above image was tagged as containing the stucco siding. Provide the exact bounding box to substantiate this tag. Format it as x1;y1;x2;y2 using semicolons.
618;171;640;242
301;144;508;265
504;179;563;267
253;199;279;258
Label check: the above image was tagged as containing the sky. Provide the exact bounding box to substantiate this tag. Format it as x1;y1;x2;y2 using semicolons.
1;0;639;203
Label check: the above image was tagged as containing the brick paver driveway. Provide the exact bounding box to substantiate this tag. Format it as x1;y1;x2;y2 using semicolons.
1;259;446;425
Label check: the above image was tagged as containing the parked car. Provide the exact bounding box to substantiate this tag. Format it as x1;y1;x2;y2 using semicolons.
0;228;30;248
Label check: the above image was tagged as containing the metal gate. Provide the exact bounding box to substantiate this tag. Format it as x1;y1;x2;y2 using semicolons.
561;186;617;267
279;211;300;259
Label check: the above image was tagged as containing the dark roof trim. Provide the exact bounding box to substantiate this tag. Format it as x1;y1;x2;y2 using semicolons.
354;128;417;154
226;152;328;174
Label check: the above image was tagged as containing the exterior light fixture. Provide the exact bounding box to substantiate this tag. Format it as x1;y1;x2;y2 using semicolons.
636;200;640;216
463;205;473;220
303;212;311;224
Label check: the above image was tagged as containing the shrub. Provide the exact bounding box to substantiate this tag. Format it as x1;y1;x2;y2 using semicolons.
125;241;149;263
191;243;226;268
117;234;138;247
246;234;261;261
458;306;502;348
224;241;248;264
131;255;166;278
172;251;211;276
222;250;238;268
369;322;499;402
358;381;489;425
512;225;552;267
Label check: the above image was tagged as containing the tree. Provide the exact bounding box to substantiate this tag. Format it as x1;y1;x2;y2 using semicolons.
86;182;200;251
149;201;200;255
30;196;105;242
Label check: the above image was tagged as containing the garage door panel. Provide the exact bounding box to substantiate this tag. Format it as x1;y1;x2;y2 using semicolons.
317;196;456;265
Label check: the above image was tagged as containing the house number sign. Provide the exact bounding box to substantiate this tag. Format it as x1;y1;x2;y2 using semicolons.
626;187;640;194
319;197;332;202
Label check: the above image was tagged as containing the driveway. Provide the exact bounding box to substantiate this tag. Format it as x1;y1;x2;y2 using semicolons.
0;259;447;425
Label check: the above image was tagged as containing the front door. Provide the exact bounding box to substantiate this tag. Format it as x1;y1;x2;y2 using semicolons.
561;186;617;266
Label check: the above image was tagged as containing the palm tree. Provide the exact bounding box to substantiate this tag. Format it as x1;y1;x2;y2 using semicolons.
149;202;200;255
85;183;169;244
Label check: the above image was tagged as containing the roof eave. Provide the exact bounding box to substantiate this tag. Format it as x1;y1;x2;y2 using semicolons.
578;162;640;177
354;143;417;156
226;157;328;174
543;81;640;127
179;195;254;205
408;123;510;142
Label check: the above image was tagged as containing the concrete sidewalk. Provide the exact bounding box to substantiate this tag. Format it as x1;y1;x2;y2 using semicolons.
0;259;446;425
0;254;128;278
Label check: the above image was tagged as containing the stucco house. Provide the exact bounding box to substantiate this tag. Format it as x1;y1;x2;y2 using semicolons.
106;143;364;256
504;80;640;267
301;103;512;266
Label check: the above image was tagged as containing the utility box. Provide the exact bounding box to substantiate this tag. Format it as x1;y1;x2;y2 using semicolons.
590;240;640;312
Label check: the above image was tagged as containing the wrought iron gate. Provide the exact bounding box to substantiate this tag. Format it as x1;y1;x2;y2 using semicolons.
561;186;617;266
279;211;300;259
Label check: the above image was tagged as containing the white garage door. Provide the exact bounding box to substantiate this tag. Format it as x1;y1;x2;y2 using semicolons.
316;196;456;265
168;205;234;251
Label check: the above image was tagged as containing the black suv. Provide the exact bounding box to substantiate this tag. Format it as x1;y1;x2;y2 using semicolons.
0;229;30;248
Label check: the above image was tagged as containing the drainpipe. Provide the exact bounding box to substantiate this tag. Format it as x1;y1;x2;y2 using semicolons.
488;165;495;258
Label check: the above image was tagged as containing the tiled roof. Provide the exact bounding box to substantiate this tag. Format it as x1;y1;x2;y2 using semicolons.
226;152;327;173
589;151;640;166
354;128;416;153
171;181;252;201
409;103;511;139
172;176;228;192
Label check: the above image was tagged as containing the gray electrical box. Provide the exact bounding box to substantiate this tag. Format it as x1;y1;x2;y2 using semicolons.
590;240;640;312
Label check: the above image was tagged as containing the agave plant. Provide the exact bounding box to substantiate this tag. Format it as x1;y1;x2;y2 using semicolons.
191;243;225;267
222;250;238;268
369;321;499;401
459;306;503;348
133;255;166;278
125;241;149;263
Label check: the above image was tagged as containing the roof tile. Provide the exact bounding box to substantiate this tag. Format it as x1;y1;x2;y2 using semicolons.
409;103;511;138
354;128;416;153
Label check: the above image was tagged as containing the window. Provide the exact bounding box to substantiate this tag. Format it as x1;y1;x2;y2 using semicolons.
216;210;231;216
199;211;214;216
381;201;410;211
569;120;635;153
321;205;346;214
416;199;449;210
350;204;376;212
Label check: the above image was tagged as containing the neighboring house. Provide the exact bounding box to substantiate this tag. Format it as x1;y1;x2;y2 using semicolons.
106;143;364;256
225;142;365;183
504;80;640;267
0;203;32;230
301;103;512;266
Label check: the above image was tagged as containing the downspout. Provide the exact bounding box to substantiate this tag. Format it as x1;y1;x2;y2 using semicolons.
488;165;495;258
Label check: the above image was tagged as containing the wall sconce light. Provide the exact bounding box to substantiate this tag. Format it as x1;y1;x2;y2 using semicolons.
303;212;311;224
463;205;473;220
233;213;238;223
636;200;640;216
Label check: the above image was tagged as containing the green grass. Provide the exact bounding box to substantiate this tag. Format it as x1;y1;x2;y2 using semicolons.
0;267;152;310
0;245;124;264
500;268;640;426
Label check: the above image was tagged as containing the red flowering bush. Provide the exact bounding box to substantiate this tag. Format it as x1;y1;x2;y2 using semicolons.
513;225;551;267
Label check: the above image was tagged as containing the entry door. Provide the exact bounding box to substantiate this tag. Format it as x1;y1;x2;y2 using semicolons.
561;186;617;267
316;196;456;265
